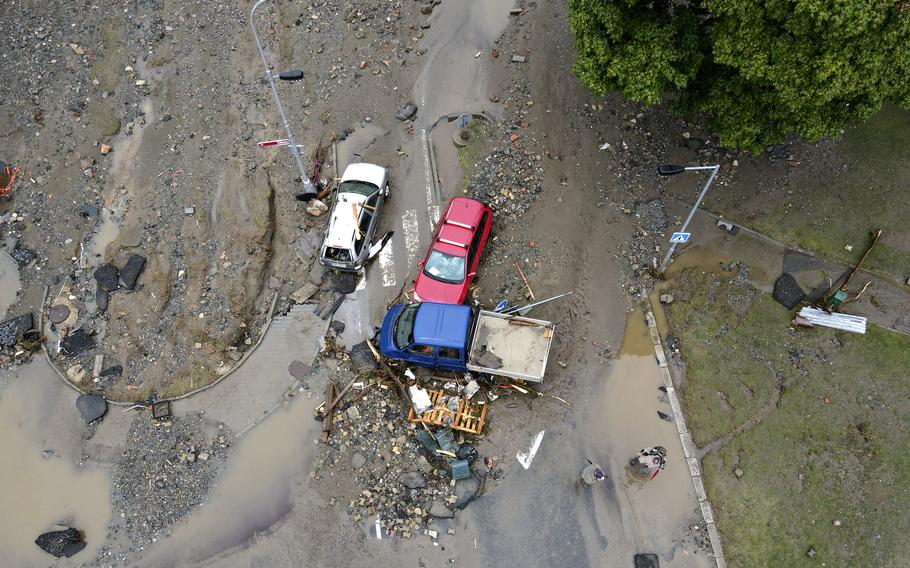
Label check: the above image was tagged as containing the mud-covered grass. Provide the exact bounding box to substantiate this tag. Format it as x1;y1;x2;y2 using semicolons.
701;105;910;279
457;120;491;189
667;269;910;567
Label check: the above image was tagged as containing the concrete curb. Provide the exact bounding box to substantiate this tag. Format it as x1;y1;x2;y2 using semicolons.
644;303;727;568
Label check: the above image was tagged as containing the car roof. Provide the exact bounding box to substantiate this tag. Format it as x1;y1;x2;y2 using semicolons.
413;302;472;349
432;198;488;256
340;162;386;188
324;192;368;251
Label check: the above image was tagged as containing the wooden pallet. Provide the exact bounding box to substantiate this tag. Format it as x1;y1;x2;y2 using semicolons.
408;388;487;435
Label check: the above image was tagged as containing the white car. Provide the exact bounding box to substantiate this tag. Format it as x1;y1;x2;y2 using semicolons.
319;163;390;271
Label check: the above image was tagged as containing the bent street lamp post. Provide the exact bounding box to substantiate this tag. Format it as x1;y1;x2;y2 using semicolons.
657;163;721;274
250;0;317;201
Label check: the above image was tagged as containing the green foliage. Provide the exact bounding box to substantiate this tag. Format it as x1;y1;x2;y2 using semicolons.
568;0;910;151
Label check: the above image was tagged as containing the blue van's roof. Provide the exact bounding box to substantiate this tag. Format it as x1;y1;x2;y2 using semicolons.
413;302;472;349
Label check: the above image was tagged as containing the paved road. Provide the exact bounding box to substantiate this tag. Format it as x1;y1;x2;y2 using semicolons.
334;0;513;350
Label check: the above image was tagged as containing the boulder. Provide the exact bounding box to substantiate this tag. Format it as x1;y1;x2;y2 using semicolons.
35;527;84;558
93;263;119;292
66;364;86;384
398;471;425;489
429;500;455;519
99;364;123;378
350;341;377;372
76;394;107;423
329;320;346;334
0;312;34;346
773;273;805;309
119;254;146;290
454;470;486;509
60;330;96;356
395;101;418;121
659;293;674;305
305;199;328;217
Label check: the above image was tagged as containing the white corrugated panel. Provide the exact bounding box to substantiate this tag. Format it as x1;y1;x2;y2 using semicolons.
798;307;867;334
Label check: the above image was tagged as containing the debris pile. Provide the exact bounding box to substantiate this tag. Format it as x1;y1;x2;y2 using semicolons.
111;412;234;551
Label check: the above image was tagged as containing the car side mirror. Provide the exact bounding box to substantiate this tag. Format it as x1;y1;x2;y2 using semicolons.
418;260;425;268
468;272;477;279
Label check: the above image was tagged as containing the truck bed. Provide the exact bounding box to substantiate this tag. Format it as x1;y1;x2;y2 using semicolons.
466;310;555;382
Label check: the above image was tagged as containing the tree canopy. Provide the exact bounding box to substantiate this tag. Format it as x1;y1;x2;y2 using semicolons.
568;0;910;152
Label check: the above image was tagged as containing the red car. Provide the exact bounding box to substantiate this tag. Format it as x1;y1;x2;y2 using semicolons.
413;197;493;304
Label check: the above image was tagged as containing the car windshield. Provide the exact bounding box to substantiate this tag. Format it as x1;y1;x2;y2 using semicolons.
394;304;420;349
324;247;352;263
423;250;465;284
339;180;377;197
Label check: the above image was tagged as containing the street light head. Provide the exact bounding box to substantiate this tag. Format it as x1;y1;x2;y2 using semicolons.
657;164;686;176
278;69;304;81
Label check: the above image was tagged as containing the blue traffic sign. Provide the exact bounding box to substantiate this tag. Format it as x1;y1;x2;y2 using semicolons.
670;232;691;244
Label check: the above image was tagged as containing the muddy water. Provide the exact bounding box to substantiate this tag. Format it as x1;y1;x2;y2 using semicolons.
415;0;514;120
593;312;711;566
0;360;111;566
0;249;22;318
139;393;321;567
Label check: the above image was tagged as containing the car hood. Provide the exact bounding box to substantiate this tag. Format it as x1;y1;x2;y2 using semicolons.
414;271;465;304
340;163;386;188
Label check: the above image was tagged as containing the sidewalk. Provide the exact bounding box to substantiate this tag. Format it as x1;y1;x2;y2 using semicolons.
664;203;910;336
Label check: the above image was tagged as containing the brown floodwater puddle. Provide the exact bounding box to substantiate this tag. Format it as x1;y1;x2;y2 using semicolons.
594;309;712;566
0;361;111;567
139;393;321;567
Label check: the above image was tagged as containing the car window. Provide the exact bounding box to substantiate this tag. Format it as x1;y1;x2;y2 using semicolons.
339;180;377;197
407;344;433;356
424;250;466;284
324;247;351;262
439;347;460;360
467;211;490;267
394;304;419;349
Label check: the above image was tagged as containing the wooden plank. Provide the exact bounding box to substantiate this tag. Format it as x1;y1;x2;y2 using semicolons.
319;382;338;443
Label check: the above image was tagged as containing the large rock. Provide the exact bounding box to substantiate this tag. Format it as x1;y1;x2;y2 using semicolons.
0;312;33;346
60;329;96;356
93;263;119;292
119;254;146;290
305;199;328;217
398;471;426;489
454;470;486;509
773;273;805;309
350;341;377;372
35;527;85;558
76;394;107;423
395;101;418;121
429;500;455;519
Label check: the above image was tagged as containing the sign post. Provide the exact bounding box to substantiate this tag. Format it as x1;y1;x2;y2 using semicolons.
657;164;720;273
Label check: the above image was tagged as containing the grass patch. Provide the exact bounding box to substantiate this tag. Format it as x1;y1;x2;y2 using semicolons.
696;105;910;279
457;120;491;189
668;269;910;567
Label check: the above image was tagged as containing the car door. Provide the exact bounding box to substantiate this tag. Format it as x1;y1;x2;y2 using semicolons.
436;347;464;371
405;343;436;368
466;211;490;279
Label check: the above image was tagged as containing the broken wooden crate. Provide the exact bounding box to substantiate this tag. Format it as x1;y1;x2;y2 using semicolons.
407;388;487;434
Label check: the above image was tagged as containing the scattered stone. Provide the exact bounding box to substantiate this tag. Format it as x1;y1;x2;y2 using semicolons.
395;101;418;121
351;452;366;469
100;364;123;378
734;467;744;479
772;273;805;310
291;282;319;304
429;501;454;518
95;288;110;313
416;454;433;474
79;204;100;218
100;143;112;155
35;527;85;558
66;364;86;384
60;329;96;356
350;341;378;372
659;293;674;304
329;320;346;334
10;247;36;267
807;548;817;558
454;470;485;509
94;263;120;292
305;199;329;216
399;471;426;489
0;312;34;346
510;55;526;63
76;394;108;423
119;254;147;290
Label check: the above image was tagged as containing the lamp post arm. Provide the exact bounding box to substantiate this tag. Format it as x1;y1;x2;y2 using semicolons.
250;0;317;198
657;164;720;273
